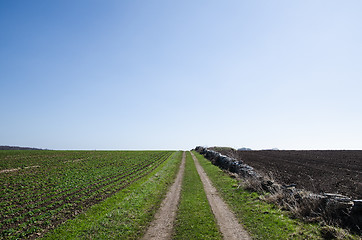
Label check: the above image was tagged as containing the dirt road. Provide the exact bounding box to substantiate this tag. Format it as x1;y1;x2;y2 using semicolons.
142;152;186;240
191;152;251;240
143;152;250;240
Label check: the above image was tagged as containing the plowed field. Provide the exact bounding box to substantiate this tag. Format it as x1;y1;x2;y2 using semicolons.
213;149;362;199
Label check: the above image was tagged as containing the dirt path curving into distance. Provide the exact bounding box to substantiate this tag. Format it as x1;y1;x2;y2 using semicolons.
191;152;251;240
142;152;186;240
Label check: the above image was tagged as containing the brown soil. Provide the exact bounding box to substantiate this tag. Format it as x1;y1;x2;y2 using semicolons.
142;152;186;240
215;149;362;199
63;159;83;163
191;152;251;240
0;165;40;173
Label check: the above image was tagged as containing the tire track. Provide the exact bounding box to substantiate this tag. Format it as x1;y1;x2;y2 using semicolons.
142;152;186;240
191;152;251;240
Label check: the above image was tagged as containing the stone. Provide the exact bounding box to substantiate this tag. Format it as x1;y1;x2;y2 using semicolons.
352;200;362;213
353;200;362;206
324;193;351;202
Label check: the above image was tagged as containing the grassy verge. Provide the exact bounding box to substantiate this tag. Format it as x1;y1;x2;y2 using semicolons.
193;151;326;240
42;151;182;240
173;152;223;240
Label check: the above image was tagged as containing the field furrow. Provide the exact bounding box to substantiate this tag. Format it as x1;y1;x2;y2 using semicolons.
0;150;172;240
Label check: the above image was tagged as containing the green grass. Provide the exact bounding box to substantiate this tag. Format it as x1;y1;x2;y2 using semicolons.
0;151;172;239
42;151;182;240
173;152;223;240
192;151;325;240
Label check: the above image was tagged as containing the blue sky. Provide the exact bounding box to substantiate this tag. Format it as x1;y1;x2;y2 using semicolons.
1;0;362;150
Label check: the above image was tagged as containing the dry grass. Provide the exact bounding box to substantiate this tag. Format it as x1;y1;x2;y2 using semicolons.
320;225;356;240
263;189;324;222
239;172;351;225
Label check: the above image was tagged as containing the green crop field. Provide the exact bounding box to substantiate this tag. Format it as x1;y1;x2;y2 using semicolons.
0;150;173;239
1;150;360;240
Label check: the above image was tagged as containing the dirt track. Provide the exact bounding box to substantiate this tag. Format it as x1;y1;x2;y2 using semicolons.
143;152;251;240
142;152;186;240
191;152;251;240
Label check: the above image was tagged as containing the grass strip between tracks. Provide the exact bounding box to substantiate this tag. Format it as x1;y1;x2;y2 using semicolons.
192;151;326;240
173;151;223;240
42;151;182;240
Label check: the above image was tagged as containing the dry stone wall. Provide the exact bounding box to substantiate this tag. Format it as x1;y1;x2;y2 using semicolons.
195;146;362;234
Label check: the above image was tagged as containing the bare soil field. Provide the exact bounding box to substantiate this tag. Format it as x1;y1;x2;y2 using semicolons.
213;149;362;199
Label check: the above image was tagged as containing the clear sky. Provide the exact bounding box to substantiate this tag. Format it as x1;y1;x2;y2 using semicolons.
1;0;362;150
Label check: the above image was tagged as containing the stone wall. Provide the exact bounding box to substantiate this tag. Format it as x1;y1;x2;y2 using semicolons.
194;146;361;233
